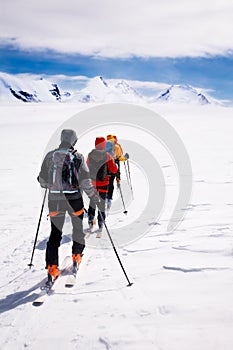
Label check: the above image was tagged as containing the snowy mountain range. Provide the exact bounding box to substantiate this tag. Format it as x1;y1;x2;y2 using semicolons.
155;84;210;105
0;72;221;105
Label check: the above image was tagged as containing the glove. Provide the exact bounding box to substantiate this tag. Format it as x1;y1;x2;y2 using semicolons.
37;175;48;189
124;153;129;160
116;170;121;185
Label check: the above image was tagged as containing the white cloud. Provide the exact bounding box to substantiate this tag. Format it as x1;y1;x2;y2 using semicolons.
0;0;233;58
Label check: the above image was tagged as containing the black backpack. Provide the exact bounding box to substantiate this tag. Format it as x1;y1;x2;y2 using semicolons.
88;149;107;182
49;149;81;193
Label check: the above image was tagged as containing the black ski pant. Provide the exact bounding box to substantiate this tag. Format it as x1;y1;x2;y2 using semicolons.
107;159;120;200
107;174;116;200
88;191;106;228
46;197;85;267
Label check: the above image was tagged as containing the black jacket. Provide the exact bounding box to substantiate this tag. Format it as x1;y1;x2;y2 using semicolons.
38;144;95;200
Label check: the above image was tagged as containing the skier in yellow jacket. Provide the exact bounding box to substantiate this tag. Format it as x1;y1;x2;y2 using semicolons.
106;135;129;209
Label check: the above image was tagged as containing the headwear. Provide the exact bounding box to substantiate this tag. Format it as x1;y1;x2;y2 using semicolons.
113;135;118;143
95;137;106;150
107;134;115;142
60;129;78;146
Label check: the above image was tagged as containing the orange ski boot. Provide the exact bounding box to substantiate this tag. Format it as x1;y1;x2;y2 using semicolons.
47;264;60;284
72;253;82;266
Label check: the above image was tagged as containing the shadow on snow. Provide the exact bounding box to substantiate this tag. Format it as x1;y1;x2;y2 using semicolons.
0;278;47;314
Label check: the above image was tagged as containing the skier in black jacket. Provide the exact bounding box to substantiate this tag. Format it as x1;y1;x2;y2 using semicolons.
38;129;98;283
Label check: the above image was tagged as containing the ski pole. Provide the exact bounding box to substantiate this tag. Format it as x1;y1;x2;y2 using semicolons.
117;182;128;214
28;188;48;268
127;159;134;200
124;162;130;186
97;207;133;287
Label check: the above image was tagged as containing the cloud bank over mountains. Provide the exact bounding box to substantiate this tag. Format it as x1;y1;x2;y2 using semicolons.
1;0;233;58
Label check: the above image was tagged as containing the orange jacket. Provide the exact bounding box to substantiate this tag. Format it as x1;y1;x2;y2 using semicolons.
106;135;127;162
114;143;127;161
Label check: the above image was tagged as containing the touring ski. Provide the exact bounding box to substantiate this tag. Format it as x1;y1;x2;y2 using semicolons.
96;230;103;238
65;262;79;288
32;256;70;306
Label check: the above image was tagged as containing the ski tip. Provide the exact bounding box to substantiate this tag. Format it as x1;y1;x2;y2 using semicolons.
32;301;44;307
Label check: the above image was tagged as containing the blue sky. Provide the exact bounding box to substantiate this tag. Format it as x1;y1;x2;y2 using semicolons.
0;0;233;101
1;45;232;101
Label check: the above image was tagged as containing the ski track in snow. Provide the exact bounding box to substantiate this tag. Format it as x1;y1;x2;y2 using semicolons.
162;266;230;273
1;104;233;349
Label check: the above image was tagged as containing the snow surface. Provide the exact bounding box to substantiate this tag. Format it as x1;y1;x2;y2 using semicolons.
1;102;233;349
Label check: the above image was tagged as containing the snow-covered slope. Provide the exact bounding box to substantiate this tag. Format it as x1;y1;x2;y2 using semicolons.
0;72;70;103
69;76;143;103
1;103;233;349
0;73;144;104
0;72;222;105
156;84;210;105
